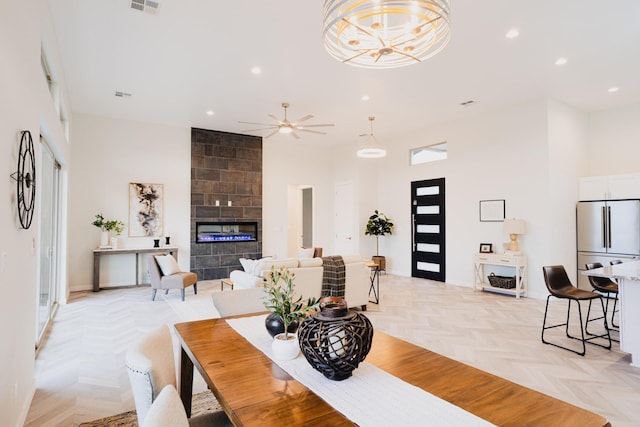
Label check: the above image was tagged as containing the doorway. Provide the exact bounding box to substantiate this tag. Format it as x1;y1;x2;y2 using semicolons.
334;181;355;255
411;178;446;281
37;138;61;347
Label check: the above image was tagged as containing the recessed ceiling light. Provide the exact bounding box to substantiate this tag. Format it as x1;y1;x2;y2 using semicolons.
505;29;519;39
251;66;262;75
361;95;370;101
555;57;568;66
608;87;619;93
206;110;215;116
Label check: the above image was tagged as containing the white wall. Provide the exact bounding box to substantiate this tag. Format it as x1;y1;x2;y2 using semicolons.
0;1;71;425
262;140;335;259
587;103;640;175
68;114;190;291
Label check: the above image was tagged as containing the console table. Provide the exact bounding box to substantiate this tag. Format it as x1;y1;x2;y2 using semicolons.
473;253;527;298
92;247;178;291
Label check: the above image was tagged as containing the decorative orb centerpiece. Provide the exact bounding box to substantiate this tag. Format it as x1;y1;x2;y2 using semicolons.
298;297;373;381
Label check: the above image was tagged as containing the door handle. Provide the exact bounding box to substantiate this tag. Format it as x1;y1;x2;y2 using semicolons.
412;214;416;251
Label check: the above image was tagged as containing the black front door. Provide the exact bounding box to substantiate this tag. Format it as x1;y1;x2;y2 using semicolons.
411;178;446;281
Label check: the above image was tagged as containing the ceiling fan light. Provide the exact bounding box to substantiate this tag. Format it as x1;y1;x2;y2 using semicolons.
322;0;451;69
279;126;293;134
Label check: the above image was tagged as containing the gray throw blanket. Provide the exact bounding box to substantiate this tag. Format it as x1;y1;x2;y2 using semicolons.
321;255;346;298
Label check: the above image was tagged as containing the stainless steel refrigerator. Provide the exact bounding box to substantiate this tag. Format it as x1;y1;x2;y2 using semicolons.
576;200;640;290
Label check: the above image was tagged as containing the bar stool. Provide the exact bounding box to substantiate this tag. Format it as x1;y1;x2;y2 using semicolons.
541;265;611;356
585;262;619;330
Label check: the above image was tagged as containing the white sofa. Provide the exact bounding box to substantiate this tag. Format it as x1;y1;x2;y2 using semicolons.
229;255;371;309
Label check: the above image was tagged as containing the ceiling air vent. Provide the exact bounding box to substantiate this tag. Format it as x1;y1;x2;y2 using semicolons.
131;0;160;15
115;91;132;98
460;100;475;107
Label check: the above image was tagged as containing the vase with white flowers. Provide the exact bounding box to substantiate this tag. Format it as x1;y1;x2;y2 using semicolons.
263;266;318;360
92;213;125;249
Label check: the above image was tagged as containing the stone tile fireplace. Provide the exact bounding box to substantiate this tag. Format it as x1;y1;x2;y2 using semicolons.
190;128;262;280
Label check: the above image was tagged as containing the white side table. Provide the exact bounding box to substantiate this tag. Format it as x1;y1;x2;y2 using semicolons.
473;253;527;298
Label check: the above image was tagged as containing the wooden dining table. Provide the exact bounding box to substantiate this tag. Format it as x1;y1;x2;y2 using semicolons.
174;316;610;427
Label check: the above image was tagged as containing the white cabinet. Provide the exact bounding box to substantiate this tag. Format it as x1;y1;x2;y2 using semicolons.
579;173;640;201
473;253;527;298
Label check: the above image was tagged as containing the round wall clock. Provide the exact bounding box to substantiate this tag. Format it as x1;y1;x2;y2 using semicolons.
10;130;36;229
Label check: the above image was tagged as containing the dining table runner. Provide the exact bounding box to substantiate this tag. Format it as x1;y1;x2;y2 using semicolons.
226;315;495;427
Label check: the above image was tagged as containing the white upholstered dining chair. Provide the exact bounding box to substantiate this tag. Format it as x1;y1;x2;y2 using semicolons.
125;325;232;426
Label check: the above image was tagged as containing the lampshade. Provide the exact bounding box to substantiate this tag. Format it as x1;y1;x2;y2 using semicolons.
357;116;386;158
503;218;526;235
322;0;451;69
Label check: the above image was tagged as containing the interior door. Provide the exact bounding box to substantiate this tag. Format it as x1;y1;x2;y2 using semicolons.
334;181;355;254
411;178;445;281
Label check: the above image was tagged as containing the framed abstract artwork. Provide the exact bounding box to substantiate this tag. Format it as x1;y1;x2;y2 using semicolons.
129;182;163;237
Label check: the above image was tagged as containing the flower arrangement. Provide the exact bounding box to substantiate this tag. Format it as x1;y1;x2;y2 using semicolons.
365;210;394;256
263;266;318;339
92;213;125;235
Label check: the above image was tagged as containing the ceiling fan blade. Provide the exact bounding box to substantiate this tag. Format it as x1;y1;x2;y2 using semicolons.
298;123;335;128
291;131;301;139
296;128;327;135
238;121;276;126
264;129;280;139
294;115;314;123
267;114;282;123
242;126;278;132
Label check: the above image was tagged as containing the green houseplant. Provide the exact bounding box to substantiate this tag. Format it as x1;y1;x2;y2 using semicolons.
365;210;394;271
263;266;318;360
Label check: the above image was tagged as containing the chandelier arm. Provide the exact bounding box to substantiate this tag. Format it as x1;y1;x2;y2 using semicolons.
391;48;423;63
343;48;376;63
342;18;376;40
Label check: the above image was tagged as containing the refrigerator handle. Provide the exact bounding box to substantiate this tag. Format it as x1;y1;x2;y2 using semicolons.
602;206;607;249
608;206;612;248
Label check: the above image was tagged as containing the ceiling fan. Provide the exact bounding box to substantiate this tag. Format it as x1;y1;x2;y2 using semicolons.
239;102;334;139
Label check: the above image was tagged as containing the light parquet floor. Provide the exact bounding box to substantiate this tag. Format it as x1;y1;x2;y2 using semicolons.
25;275;640;426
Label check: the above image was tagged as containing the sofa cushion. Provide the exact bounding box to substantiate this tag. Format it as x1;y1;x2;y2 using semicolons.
297;247;314;259
299;257;323;268
253;258;298;276
155;255;181;276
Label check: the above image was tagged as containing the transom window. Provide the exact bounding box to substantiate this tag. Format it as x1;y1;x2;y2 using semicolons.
410;142;448;165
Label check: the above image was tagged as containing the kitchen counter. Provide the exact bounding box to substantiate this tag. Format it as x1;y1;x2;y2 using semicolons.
583;260;640;367
582;260;640;281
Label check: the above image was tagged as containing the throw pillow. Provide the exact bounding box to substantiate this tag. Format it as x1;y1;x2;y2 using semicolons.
297;247;314;259
155;255;181;276
299;257;322;268
239;258;257;273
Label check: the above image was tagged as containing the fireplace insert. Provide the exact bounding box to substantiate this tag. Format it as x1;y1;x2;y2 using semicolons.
196;222;258;243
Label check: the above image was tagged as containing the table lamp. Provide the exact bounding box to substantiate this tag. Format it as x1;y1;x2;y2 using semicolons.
503;218;526;253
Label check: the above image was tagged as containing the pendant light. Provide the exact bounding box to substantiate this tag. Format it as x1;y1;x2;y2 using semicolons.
357;116;386;158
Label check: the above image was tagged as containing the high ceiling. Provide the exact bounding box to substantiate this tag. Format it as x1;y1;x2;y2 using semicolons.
48;0;640;147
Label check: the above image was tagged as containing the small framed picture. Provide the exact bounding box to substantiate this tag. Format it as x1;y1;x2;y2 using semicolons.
479;243;493;254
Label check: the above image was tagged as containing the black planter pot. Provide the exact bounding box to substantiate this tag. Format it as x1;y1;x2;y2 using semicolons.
265;313;299;338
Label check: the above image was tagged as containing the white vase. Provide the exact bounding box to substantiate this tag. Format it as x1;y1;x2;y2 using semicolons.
100;231;110;248
110;236;118;249
271;333;300;360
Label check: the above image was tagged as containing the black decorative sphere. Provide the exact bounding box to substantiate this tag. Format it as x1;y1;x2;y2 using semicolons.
265;312;299;338
298;297;373;381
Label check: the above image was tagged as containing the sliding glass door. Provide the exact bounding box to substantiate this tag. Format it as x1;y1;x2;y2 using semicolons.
37;139;61;347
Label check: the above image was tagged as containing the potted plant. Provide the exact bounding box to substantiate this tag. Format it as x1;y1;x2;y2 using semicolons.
263;266;318;360
365;210;394;271
92;213;125;248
